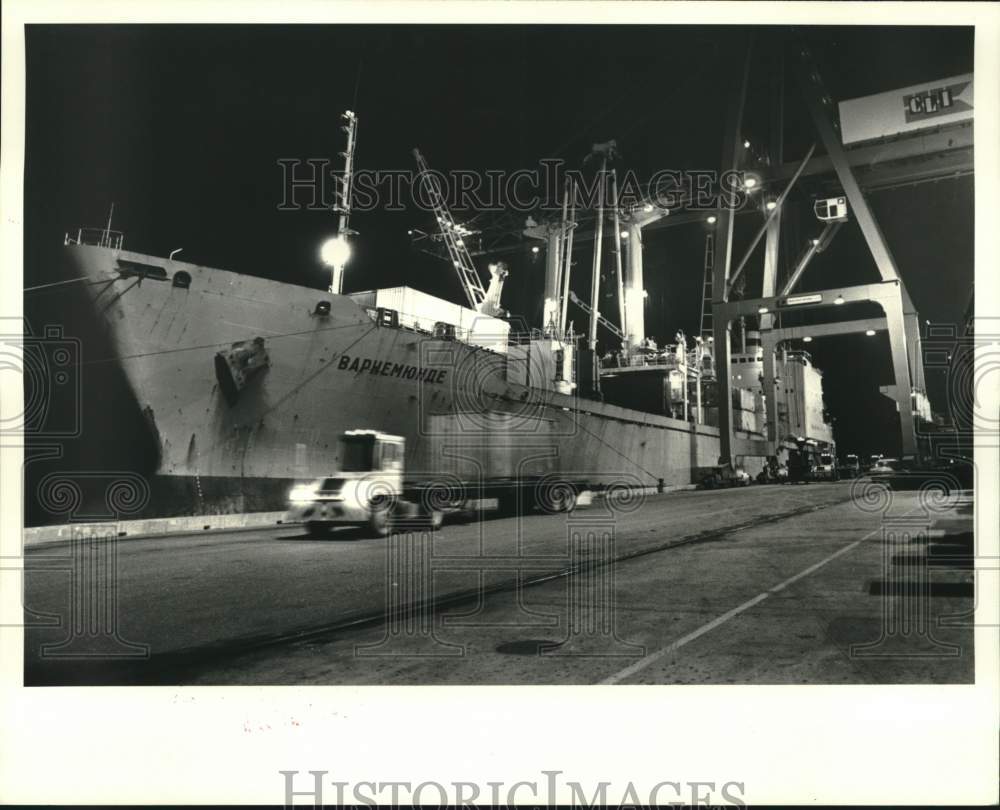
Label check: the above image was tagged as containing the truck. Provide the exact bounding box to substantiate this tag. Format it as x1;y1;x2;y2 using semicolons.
838;453;861;478
813;451;839;481
785;437;820;484
285;412;583;536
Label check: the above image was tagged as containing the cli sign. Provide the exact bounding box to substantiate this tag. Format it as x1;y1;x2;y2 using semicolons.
839;73;973;144
903;79;972;123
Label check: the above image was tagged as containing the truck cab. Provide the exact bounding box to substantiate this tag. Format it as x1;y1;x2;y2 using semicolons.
285;430;411;536
814;452;839;481
838;453;860;478
286;418;582;537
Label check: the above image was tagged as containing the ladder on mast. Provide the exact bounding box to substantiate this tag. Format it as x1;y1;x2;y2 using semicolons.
699;232;715;340
336;111;359;240
412;148;489;311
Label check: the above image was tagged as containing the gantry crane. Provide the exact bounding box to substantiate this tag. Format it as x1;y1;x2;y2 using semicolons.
412;148;508;317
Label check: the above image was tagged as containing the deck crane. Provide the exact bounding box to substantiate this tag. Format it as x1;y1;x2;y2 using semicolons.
412;148;508;318
568;291;624;341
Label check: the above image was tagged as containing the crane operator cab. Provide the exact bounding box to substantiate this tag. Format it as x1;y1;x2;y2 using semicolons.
285;430;409;537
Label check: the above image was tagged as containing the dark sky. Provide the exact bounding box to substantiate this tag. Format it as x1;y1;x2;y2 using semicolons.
23;24;974;456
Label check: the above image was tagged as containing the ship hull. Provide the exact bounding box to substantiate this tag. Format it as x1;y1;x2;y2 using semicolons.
24;244;771;525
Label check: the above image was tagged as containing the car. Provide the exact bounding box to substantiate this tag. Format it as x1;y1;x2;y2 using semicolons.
924;456;974;489
868;457;900;478
870;455;973;491
701;464;752;489
924;456;975;489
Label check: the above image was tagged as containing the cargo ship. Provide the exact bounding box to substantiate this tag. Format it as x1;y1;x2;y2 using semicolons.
25;226;830;525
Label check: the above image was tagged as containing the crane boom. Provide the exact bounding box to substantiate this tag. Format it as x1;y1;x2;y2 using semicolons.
336;111;359;239
568;290;623;340
412;148;500;314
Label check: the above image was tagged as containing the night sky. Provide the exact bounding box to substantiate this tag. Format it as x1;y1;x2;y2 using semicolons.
23;24;974;457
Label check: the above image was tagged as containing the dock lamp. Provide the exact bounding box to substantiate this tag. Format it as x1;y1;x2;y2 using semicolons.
321;235;352;294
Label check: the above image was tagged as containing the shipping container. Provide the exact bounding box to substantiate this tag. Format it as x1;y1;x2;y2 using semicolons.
349;286;511;353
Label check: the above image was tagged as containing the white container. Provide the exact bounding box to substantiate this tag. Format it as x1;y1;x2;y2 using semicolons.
369;287;510;353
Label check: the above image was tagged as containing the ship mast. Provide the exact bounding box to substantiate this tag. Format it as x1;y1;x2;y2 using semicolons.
102;202;115;249
326;110;358;294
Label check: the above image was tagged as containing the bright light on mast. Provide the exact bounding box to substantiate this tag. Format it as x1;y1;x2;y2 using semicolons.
321;236;352;268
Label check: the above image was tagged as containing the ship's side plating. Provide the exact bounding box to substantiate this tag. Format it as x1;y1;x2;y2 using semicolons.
33;243;769;522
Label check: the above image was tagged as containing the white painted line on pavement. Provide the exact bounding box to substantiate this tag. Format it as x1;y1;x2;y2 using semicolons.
599;536;868;685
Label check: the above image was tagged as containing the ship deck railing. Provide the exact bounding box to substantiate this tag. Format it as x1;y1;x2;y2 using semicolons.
782;349;813;366
600;347;716;376
506;329;579;346
64;227;124;251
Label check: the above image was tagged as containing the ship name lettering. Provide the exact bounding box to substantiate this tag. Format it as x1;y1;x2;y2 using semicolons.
336;353;447;384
